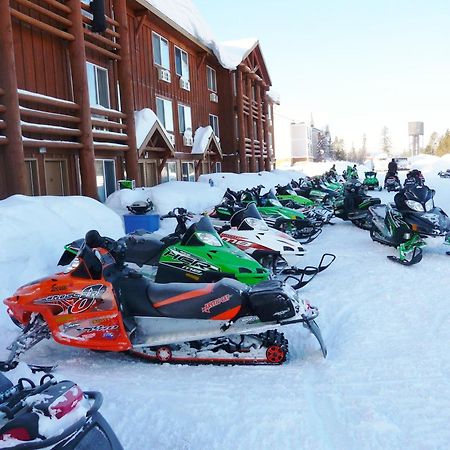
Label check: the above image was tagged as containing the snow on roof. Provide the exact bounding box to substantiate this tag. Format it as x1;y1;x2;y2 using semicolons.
192;126;214;154
136;0;260;70
214;38;258;70
134;108;171;148
267;89;280;104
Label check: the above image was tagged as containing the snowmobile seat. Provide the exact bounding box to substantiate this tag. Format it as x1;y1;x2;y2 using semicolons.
146;278;245;319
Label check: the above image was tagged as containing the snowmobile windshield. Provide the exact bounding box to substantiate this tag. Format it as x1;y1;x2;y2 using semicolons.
365;171;376;177
261;189;283;207
404;185;434;212
181;216;223;247
280;183;297;195
230;203;268;231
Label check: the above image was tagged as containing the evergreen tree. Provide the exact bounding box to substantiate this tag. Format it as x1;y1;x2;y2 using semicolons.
332;136;346;160
435;130;450;156
424;131;439;155
381;126;392;157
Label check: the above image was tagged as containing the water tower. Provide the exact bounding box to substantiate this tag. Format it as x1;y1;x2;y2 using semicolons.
408;122;424;156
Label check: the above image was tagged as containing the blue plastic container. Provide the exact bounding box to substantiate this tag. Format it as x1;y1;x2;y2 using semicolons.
123;213;160;234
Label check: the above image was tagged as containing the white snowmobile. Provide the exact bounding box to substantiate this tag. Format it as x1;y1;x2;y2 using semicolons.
219;203;335;284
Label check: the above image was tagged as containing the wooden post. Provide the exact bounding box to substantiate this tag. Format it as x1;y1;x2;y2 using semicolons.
67;0;97;198
256;80;264;172
262;88;271;171
247;75;255;172
113;0;140;186
0;4;27;196
269;103;276;169
236;67;247;173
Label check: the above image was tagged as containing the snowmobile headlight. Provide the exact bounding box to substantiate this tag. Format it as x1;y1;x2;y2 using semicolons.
425;199;434;211
245;217;269;231
196;232;222;247
403;233;411;240
405;200;424;212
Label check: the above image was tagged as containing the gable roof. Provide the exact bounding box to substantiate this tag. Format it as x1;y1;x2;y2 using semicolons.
192;126;222;159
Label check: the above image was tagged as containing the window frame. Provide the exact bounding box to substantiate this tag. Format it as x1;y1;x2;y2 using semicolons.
86;62;110;109
181;161;196;182
156;96;174;133
174;46;190;81
95;159;117;203
161;161;178;183
178;103;192;135
152;31;170;70
209;114;220;138
206;65;217;92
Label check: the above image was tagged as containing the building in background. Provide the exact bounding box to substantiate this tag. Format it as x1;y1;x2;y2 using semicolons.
408;121;424;156
290;121;332;163
0;0;277;200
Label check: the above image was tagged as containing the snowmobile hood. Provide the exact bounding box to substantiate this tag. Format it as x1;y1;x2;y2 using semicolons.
403;184;434;204
404;207;450;236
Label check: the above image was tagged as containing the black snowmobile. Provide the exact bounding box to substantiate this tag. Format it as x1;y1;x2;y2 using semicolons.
0;372;122;449
384;174;401;192
333;179;381;230
369;183;450;265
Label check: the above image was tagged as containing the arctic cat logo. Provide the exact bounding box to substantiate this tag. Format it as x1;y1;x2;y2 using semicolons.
221;235;252;247
273;308;291;317
36;284;107;314
164;248;219;275
201;294;231;313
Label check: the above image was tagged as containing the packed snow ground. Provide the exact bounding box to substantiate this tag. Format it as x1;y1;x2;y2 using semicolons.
1;158;450;449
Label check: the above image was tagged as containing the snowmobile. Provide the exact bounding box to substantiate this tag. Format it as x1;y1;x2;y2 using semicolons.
275;183;334;223
0;371;122;448
59;208;270;287
384;174;401;192
333;179;381;230
291;178;342;207
240;187;324;243
369;184;450;265
219;203;336;284
363;171;381;191
1;230;327;369
438;169;450;179
404;169;425;187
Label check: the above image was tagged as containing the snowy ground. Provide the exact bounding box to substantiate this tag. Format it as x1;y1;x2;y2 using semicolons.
1;157;450;449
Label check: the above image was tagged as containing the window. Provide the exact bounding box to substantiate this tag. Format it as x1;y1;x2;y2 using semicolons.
209;114;219;138
24;159;39;196
161;161;177;183
152;32;170;69
206;66;217;92
181;162;195;181
175;47;189;80
95;159;116;202
156;97;174;132
215;162;222;173
178;104;192;134
86;62;110;108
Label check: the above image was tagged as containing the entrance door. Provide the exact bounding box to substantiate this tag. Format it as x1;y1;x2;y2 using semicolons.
139;161;158;186
45;160;67;195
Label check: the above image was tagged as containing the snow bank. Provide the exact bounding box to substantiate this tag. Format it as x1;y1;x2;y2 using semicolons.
106;182;224;216
0;195;124;315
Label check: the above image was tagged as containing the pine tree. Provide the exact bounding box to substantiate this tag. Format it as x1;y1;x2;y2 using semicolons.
423;132;439;155
435;130;450;156
381;126;392;157
332;136;346;160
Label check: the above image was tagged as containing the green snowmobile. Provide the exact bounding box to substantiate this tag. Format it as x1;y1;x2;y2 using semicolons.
363;171;382;191
59;208;269;286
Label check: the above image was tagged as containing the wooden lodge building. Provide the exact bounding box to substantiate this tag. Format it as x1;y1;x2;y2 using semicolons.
0;0;278;201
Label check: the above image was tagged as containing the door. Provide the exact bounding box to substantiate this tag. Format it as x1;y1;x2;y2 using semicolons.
45;160;67;195
140;161;158;187
24;159;39;196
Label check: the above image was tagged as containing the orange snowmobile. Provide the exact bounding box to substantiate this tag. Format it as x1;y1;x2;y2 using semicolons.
1;231;326;370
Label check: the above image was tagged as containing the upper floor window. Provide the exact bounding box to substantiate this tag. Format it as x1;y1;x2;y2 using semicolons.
152;32;170;70
209;114;219;138
86;62;110;108
206;66;217;92
175;47;189;81
178;104;192;134
156;97;174;133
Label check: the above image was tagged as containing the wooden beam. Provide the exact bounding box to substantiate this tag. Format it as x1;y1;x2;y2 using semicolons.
113;0;140;186
83;28;121;50
67;0;97;198
10;8;74;41
0;3;27;195
256;81;264;171
135;13;147;40
236;67;247;173
84;41;121;60
14;0;72;27
246;75;256;172
20;107;81;124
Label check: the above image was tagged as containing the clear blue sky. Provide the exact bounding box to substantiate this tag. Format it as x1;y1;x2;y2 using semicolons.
194;0;450;155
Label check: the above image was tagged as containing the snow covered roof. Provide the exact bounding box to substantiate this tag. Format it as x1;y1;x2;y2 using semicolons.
214;38;259;70
192;126;222;158
134;108;175;155
134;0;264;71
